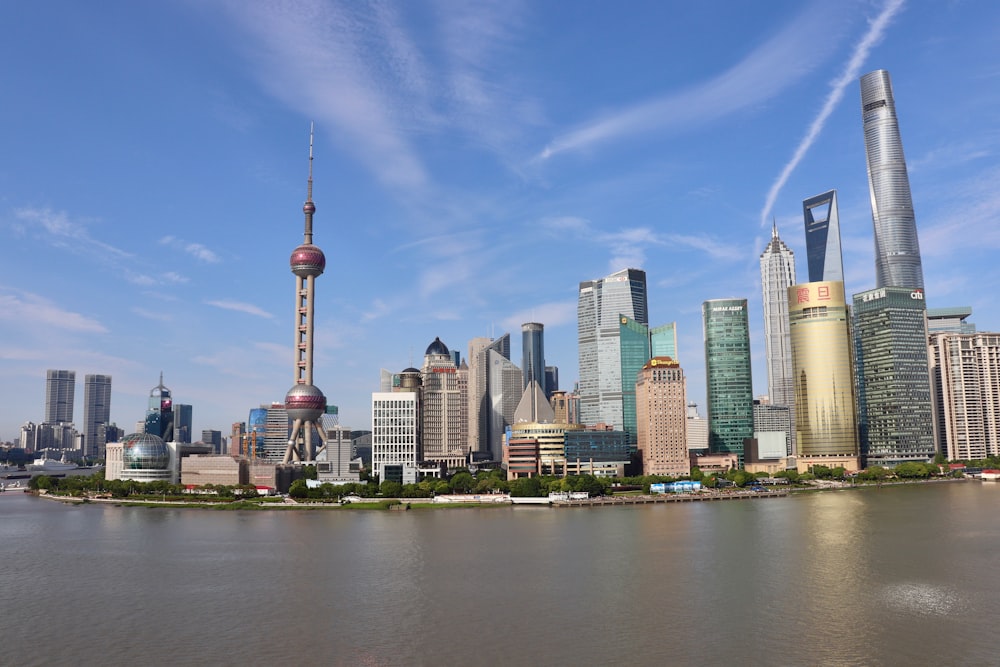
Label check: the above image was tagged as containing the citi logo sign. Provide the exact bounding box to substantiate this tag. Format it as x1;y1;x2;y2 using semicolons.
911;290;924;300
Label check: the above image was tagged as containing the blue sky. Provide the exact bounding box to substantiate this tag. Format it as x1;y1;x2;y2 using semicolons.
2;0;998;443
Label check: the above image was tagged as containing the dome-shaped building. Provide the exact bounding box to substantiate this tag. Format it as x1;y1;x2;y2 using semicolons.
119;432;172;481
425;337;450;357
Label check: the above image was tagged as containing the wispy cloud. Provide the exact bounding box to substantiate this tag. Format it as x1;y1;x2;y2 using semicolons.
535;4;844;162
0;288;108;333
205;299;274;319
218;0;430;191
159;235;222;263
759;0;907;226
501;301;578;330
361;298;391;323
12;207;131;259
131;307;173;323
539;215;743;269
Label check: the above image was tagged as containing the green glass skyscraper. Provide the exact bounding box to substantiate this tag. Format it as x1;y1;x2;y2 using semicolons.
703;299;754;465
619;317;679;449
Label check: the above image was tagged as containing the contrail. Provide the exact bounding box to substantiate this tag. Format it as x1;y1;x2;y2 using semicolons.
759;0;906;227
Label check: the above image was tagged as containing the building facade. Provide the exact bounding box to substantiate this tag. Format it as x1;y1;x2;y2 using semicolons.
45;369;75;424
578;268;648;429
371;391;419;484
788;281;859;468
174;403;193;444
420;337;468;469
853;286;934;466
468;334;512;459
144;374;174;442
83;374;111;460
703;299;754;465
521;323;546;396
861;69;925;291
487;348;523;461
635;357;689;477
803;190;845;283
928;332;1000;461
759;223;796;455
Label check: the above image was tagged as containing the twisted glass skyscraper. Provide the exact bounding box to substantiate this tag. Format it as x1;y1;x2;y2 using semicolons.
861;69;925;290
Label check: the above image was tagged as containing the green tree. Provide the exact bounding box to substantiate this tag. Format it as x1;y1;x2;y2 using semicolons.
449;472;474;493
434;481;451;495
288;479;309;498
303;464;318;480
509;476;543;497
380;480;403;497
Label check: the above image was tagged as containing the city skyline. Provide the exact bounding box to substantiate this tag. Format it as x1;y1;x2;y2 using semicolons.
2;2;999;440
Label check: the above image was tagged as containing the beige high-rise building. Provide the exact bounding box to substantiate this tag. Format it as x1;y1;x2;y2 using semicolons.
635;357;689;477
929;332;1000;461
787;281;860;471
421;337;468;469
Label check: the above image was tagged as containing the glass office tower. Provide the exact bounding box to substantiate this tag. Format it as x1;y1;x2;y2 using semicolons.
803;190;845;283
853;286;934;466
521;322;545;395
578;268;648;429
703;299;754;465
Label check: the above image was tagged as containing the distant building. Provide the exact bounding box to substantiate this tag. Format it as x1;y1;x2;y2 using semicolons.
853;286;934;466
508;422;585;477
468;333;516;460
45;369;76;424
803;190;845;283
927;307;975;335
635;357;688;477
752;401;791;460
144;373;174;442
703;299;754;466
262;403;290;462
544;366;559;399
928;332;1000;461
487;347;523;460
201;429;223;454
578;268;648;429
83;374;111;460
420;337;468;470
760;223;796;456
619;316;679;449
789;281;859;472
861;69;925;291
316;424;361;483
174;403;193;444
563;428;630;477
181;455;249;487
521;323;546;396
371;391;419;485
685;404;708;454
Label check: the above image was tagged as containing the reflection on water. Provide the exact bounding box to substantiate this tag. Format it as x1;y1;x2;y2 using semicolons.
2;483;998;666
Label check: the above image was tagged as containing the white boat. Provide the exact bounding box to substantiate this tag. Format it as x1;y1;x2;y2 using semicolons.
26;458;79;473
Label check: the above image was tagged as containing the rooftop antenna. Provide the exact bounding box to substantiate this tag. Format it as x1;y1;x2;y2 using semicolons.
303;122;315;244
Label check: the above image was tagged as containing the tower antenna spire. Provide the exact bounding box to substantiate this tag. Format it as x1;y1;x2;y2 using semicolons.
303;122;316;244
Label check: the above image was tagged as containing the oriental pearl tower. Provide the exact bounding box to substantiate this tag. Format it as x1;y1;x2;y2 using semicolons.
282;125;328;464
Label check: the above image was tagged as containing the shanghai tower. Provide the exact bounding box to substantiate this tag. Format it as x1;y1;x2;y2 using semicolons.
860;69;924;290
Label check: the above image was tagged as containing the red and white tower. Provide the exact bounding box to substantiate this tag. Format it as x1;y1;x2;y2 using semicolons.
283;126;328;464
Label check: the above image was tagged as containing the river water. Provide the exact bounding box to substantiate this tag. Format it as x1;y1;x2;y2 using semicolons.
1;482;997;666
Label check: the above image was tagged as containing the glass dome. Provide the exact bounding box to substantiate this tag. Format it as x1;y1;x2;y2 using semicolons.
122;432;170;470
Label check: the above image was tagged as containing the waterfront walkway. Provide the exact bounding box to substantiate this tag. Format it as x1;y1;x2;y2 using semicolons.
553;490;788;507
